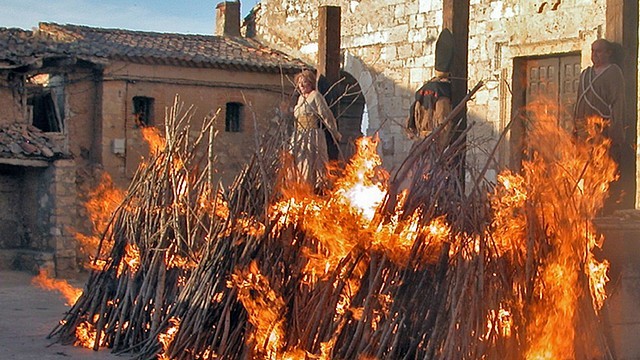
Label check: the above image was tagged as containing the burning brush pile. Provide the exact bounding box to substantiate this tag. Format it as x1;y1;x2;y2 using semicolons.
48;96;616;359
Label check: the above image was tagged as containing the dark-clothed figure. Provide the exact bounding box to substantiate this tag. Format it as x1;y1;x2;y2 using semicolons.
407;72;452;142
407;29;454;149
574;39;625;151
574;38;626;212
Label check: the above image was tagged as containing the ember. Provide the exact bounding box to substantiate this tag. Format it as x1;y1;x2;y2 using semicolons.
49;93;615;359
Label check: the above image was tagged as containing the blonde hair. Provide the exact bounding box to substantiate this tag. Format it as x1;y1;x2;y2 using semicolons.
294;69;317;90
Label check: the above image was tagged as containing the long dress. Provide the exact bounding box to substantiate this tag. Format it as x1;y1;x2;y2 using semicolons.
292;90;340;187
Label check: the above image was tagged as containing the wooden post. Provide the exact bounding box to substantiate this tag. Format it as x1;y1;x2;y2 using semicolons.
442;0;470;105
442;0;470;182
317;6;341;86
317;5;342;159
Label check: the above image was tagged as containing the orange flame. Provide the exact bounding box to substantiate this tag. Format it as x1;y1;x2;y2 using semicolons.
141;126;166;155
334;136;387;221
491;172;528;257
230;261;286;358
158;317;180;360
117;243;141;277
519;113;615;359
75;319;105;349
76;172;125;268
31;269;82;306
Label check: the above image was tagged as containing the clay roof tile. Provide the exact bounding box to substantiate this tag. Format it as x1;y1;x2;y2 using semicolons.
0;23;307;73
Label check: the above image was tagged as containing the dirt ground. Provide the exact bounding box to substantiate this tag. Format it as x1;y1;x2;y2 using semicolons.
0;270;127;360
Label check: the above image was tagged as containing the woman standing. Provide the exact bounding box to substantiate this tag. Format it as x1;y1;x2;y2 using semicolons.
292;69;342;188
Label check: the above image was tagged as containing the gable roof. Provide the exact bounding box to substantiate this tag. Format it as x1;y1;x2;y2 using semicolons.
0;23;307;73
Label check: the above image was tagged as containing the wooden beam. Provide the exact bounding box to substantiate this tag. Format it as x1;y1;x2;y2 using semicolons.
317;6;341;85
442;0;470;183
317;6;342;160
442;0;470;107
0;157;50;167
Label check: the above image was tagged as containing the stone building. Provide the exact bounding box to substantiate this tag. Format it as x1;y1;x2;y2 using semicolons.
244;1;640;356
0;1;305;275
244;0;638;207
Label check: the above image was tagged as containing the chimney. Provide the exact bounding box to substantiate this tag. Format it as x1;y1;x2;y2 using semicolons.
215;1;241;37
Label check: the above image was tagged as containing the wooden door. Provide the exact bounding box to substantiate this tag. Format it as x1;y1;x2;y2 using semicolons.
524;55;580;131
558;56;581;132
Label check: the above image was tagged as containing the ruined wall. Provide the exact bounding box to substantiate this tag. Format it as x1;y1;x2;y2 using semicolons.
47;159;77;276
99;61;294;187
0;167;24;248
0;162;76;276
0;74;27;125
246;0;607;178
66;68;99;172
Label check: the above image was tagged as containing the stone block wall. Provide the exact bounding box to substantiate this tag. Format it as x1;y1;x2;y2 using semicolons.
48;159;78;276
0;74;27;126
245;0;608;178
0;168;24;248
0;159;77;276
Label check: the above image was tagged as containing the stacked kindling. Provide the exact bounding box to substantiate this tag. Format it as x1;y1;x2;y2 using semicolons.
51;85;614;359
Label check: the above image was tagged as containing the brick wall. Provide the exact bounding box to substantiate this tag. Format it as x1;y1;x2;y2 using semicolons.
99;62;294;187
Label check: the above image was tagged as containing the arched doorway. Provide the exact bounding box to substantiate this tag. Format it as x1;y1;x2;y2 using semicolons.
318;70;366;161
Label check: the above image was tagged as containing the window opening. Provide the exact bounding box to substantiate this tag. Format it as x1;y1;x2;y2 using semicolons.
133;96;154;127
27;74;64;132
225;102;243;132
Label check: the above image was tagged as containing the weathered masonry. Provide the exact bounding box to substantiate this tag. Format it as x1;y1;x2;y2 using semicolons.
0;3;305;275
244;0;638;208
243;1;640;357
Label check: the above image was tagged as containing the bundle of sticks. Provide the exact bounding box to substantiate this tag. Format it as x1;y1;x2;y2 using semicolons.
51;86;615;359
50;98;225;351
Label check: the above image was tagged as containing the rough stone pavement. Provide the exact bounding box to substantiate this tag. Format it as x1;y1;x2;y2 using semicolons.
0;270;128;360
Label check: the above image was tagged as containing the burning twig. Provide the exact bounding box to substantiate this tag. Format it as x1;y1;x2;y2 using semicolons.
50;92;615;360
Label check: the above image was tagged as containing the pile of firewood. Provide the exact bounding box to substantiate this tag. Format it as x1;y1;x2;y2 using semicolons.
50;98;224;351
50;88;614;359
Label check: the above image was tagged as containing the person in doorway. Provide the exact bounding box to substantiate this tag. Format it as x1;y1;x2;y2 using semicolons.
407;29;455;150
291;69;342;188
574;38;626;212
574;38;625;148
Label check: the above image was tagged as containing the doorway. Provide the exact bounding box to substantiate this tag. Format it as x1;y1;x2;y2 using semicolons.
510;53;581;168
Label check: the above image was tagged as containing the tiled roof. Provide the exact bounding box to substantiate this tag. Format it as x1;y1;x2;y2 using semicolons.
0;28;61;68
0;123;70;162
0;23;307;73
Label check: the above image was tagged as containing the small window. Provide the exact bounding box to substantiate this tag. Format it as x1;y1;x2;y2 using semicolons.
133;96;154;127
29;91;62;132
225;102;243;132
27;73;64;132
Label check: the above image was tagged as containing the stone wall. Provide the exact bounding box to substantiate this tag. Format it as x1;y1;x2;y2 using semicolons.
597;217;640;359
48;159;77;276
245;0;608;178
0;167;24;248
0;160;77;276
99;62;295;187
0;75;27;126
